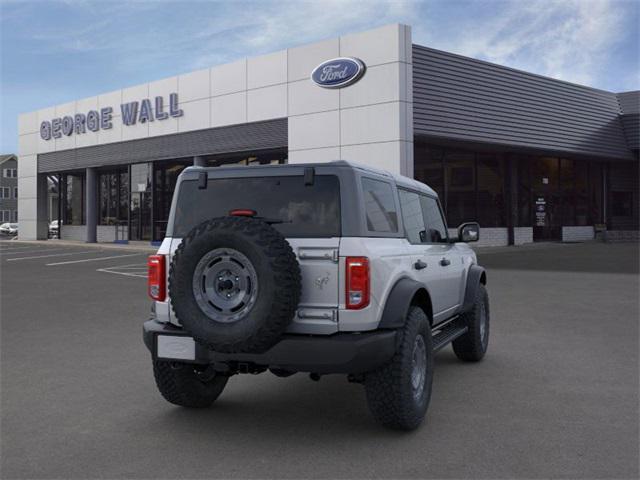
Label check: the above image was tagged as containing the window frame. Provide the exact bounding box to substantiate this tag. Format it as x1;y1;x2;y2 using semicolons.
397;187;428;245
397;186;450;244
360;176;401;236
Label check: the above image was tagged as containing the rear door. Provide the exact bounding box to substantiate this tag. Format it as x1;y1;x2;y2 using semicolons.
166;172;342;332
398;189;462;323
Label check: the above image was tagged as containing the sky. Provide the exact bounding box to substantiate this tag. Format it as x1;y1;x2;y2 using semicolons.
1;0;638;153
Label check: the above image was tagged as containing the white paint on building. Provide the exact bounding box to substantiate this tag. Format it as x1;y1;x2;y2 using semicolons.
17;24;413;241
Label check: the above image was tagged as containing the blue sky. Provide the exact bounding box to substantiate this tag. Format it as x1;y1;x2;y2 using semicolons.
1;0;638;153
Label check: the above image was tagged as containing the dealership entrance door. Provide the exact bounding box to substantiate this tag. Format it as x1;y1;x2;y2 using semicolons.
130;192;152;241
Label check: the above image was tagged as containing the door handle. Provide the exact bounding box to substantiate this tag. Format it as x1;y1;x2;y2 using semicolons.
439;257;450;267
414;260;427;270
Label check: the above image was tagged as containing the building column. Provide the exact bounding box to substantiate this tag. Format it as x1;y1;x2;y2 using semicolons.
85;167;97;243
36;173;49;239
506;157;518;245
193;156;206;167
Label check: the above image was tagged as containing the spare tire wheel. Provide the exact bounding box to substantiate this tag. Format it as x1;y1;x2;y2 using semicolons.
169;216;301;353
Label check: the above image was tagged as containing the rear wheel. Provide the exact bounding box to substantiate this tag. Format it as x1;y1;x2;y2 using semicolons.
364;306;433;430
452;283;490;362
153;360;228;408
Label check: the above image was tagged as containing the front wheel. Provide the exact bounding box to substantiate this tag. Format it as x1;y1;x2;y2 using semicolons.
153;360;228;408
364;306;433;430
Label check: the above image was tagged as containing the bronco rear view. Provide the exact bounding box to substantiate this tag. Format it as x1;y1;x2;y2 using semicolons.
144;161;490;430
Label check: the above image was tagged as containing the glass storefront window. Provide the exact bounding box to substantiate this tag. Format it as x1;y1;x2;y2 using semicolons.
414;145;444;201
62;173;85;225
415;142;611;239
130;163;153;241
516;157;532;227
154;160;191;240
560;158;576;226
477;154;506;227
589;162;604;225
444;151;476;227
574;161;589;226
98;169;128;225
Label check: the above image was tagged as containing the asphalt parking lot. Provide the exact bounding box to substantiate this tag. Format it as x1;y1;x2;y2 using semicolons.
1;240;638;479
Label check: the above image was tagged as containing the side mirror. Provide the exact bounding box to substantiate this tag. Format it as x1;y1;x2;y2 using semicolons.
458;222;480;242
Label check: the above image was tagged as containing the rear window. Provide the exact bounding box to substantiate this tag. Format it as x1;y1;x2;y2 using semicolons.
172;175;341;238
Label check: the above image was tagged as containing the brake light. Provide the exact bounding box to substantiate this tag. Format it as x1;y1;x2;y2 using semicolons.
148;255;166;301
345;257;369;309
229;209;256;217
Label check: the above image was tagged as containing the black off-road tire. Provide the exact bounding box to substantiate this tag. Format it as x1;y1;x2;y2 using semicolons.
153;360;228;408
169;216;301;354
452;283;489;362
364;306;433;430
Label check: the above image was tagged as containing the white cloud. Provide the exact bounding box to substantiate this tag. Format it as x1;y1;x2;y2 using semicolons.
188;0;418;69
414;0;636;89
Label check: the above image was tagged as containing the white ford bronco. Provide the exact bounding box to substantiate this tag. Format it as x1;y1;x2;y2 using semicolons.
143;161;489;430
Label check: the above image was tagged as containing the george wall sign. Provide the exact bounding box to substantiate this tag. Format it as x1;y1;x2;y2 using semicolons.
311;57;366;89
40;93;184;141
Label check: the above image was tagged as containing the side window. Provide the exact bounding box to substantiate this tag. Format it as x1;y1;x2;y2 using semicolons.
420;195;448;243
361;177;398;233
399;189;427;244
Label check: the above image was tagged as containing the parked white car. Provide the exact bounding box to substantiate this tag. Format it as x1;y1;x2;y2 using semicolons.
0;223;18;236
49;220;60;238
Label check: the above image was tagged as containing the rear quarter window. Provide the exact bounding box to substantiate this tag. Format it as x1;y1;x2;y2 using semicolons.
361;177;398;233
172;175;341;238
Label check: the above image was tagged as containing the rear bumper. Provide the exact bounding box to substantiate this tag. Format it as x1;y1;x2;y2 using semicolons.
143;319;396;374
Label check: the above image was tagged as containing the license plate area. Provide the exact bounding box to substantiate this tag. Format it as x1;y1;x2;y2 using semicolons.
156;335;196;361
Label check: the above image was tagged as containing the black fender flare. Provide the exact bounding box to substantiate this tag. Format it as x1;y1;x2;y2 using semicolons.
378;277;432;329
461;265;487;313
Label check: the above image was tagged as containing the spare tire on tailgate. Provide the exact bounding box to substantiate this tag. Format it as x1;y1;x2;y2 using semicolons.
169;216;301;353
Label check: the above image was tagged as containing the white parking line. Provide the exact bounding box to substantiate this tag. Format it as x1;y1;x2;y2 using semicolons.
46;253;142;266
97;262;147;278
1;248;70;256
6;250;99;262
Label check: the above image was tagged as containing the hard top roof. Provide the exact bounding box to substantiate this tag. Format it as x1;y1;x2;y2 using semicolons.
185;160;438;197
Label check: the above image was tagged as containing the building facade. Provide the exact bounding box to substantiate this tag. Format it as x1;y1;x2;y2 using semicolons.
0;154;18;224
17;24;639;245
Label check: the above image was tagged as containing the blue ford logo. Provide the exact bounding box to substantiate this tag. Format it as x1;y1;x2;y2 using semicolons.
311;57;366;89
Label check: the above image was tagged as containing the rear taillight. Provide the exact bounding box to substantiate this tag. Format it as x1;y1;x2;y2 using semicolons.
345;256;369;310
148;255;166;301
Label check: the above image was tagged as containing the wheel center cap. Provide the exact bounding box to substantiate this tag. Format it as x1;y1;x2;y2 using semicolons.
218;279;235;291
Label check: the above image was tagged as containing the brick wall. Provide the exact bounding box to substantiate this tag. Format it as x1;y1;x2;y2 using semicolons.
562;226;594;242
448;227;509;247
514;227;533;245
604;230;640;242
60;225;86;241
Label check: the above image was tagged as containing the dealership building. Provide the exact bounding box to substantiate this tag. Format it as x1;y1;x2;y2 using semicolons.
17;24;639;246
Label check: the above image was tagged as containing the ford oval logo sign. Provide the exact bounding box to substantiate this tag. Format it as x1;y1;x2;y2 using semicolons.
311;57;366;89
